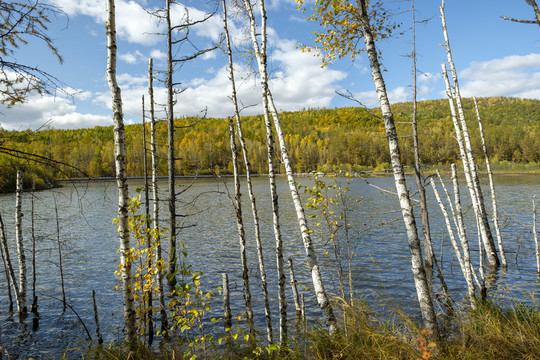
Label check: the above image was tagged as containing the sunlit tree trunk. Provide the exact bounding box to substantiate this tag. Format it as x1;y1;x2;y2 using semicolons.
534;196;540;275
222;0;273;343
356;0;438;338
243;0;336;335
106;0;136;343
15;170;27;315
473;97;507;268
148;58;169;334
440;0;499;268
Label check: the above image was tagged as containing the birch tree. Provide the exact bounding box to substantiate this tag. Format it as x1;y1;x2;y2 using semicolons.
242;0;337;335
440;0;499;268
222;0;273;343
296;0;438;337
148;57;168;334
0;213;22;314
15;170;27;315
474;97;507;268
106;0;136;343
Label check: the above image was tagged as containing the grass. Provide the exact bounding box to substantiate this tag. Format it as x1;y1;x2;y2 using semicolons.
78;297;540;360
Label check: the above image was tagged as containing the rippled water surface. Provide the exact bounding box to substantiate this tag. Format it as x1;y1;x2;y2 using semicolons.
0;174;539;358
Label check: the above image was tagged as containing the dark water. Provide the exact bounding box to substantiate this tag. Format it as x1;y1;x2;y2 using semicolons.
0;174;539;358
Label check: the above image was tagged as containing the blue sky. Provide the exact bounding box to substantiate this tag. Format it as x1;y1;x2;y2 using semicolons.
1;0;539;130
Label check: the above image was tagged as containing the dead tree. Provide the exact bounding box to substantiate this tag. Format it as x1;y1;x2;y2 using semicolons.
106;0;136;343
501;0;540;26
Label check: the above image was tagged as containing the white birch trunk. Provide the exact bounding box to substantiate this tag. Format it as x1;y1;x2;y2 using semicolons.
241;0;292;340
473;97;507;268
450;164;482;292
106;0;136;342
356;0;438;337
148;57;169;334
222;0;273;343
228;118;256;339
242;0;336;334
440;0;499;268
430;177;475;302
441;64;498;270
15;170;27;314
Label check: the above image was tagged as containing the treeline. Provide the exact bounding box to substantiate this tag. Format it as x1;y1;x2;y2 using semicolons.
0;96;539;189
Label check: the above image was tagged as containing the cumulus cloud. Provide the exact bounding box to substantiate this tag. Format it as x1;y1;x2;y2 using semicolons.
459;53;540;99
0;92;110;130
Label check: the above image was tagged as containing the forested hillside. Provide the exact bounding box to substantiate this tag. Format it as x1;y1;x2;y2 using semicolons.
1;96;539;190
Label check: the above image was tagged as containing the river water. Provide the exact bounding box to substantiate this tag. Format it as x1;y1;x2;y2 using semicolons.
0;174;539;358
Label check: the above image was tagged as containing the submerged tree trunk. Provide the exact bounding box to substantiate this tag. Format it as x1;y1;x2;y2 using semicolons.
53;194;66;312
148;58;169;334
356;0;438;338
106;0;136;343
15;170;27;315
222;0;273;343
243;0;336;334
534;196;540;275
440;0;499;268
474;97;507;268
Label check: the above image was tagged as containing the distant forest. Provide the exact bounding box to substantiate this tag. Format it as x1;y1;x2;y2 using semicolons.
1;96;539;190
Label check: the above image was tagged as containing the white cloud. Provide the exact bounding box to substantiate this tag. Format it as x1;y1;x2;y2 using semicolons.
419;72;439;84
119;52;138;64
459;53;540;99
0;93;110;130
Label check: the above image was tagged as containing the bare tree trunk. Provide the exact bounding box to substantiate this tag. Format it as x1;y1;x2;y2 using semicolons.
440;0;499;268
411;0;434;279
228;118;256;339
242;0;336;334
473;97;507;268
241;0;291;340
165;0;178;291
222;0;273;343
441;65;499;271
15;170;27;315
0;215;14;313
222;273;232;332
148;57;168;334
142;95;154;345
30;191;37;314
288;257;302;318
431;177;475;303
53;193;66;312
534;196;540;275
356;0;438;338
92;290;104;344
106;0;136;343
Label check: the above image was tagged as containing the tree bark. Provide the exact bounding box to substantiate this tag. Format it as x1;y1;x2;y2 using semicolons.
356;0;439;338
473;97;507;268
15;170;27;315
106;0;136;343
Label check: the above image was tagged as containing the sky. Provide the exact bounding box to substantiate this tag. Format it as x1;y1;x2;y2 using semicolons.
0;0;539;130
